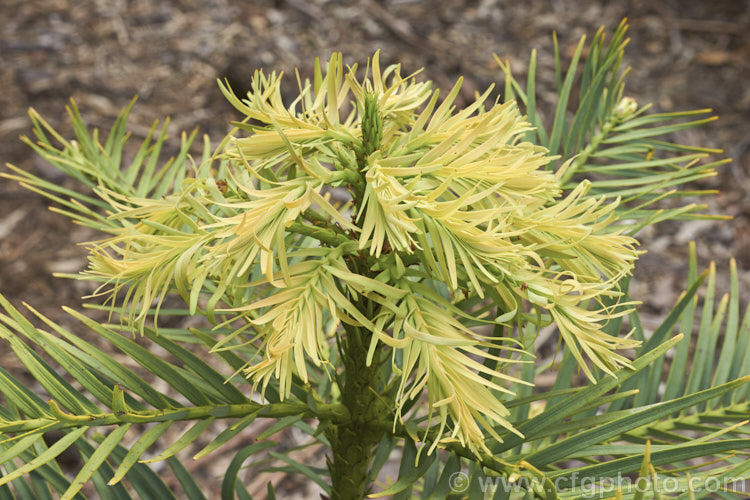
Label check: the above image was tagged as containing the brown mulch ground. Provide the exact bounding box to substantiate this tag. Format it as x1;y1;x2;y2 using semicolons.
1;0;749;497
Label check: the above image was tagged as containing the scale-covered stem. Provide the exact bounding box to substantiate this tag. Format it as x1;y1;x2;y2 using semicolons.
326;322;389;500
326;96;389;498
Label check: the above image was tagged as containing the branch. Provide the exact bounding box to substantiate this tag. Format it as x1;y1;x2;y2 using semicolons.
0;401;350;434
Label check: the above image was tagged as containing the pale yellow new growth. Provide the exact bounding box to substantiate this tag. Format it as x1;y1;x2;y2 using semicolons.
82;52;641;454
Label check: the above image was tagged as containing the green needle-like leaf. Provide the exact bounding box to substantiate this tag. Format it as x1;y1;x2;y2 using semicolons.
109;421;171;485
524;376;750;467
193;413;258;460
62;425;131;500
495;335;683;453
221;442;277;500
0;429;86;487
370;440;437;498
166;456;208;500
140;419;215;464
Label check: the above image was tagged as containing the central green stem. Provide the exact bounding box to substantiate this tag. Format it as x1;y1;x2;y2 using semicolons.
325;91;388;499
326;320;389;499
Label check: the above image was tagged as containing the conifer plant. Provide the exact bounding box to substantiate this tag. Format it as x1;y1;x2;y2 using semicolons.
2;21;748;499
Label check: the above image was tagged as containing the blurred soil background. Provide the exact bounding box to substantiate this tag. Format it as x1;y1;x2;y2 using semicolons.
1;0;749;497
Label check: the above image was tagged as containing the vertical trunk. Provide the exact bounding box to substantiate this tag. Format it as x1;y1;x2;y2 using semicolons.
326;324;387;500
328;96;387;499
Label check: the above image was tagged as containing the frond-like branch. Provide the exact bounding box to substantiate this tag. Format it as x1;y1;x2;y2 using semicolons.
0;295;344;498
497;19;727;230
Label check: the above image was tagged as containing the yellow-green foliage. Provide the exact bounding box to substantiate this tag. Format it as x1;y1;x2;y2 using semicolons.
80;52;640;452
